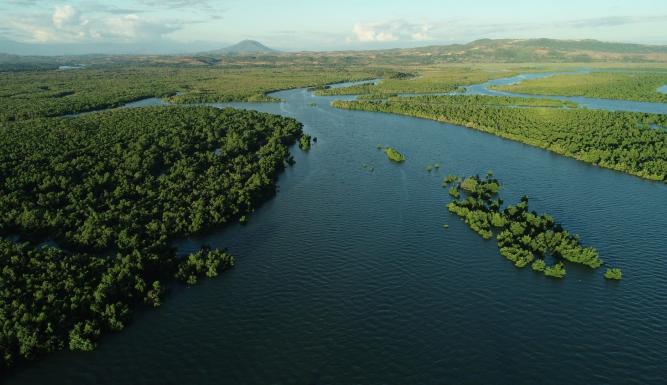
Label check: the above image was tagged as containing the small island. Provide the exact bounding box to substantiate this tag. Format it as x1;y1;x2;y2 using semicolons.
445;173;615;281
604;268;623;280
383;147;406;162
299;133;312;151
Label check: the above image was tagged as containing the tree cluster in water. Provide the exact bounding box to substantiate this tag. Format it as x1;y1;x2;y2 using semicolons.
443;173;621;280
299;134;312;151
383;147;407;163
333;95;667;182
0;106;302;371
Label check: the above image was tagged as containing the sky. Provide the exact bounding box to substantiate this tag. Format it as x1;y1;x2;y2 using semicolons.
1;0;666;55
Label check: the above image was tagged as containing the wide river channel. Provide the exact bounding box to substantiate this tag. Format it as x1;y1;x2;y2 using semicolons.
7;75;667;385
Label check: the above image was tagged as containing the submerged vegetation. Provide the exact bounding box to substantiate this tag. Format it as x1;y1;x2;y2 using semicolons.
333;95;667;182
383;147;407;163
604;268;623;280
446;174;612;280
175;248;236;286
0;53;656;376
0;106;302;370
544;263;567;278
425;163;440;172
299;133;312;151
443;175;460;186
531;259;546;272
362;163;375;172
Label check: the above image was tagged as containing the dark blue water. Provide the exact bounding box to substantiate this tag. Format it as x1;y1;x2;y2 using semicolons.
9;81;667;385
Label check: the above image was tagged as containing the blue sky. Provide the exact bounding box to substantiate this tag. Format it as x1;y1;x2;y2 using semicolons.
1;0;666;54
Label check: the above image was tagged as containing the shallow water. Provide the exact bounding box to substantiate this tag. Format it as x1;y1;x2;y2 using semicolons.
9;79;667;385
465;72;667;114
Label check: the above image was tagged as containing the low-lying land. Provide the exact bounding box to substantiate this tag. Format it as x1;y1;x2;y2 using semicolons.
492;71;667;103
315;66;524;96
0;106;302;370
333;95;667;182
0;66;376;123
383;147;407;162
1;41;665;376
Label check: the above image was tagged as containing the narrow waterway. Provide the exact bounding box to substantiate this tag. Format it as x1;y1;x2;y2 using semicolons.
463;72;667;114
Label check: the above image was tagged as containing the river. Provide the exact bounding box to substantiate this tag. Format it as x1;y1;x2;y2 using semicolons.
8;76;667;385
464;72;667;114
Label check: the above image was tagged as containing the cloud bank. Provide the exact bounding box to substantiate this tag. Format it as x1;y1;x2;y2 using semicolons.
6;4;182;43
350;20;433;43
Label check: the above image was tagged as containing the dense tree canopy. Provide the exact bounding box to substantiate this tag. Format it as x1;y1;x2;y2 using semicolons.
0;67;375;123
0;106;302;372
444;174;609;279
316;67;523;96
334;95;667;182
492;72;667;103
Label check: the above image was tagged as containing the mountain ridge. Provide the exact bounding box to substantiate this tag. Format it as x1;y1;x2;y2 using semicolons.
206;40;278;55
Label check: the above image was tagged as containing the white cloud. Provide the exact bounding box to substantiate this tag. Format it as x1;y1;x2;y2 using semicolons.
411;25;432;41
7;4;182;43
52;5;81;28
352;23;376;42
350;20;433;43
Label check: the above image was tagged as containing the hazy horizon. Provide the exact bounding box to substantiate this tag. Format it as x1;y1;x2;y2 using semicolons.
1;0;667;55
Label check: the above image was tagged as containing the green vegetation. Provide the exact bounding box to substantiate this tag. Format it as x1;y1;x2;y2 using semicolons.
446;174;610;279
333;95;667;182
316;67;523;96
0;66;375;123
604;268;623;280
460;177;480;192
2;47;658;373
544;263;567;279
175;247;235;286
358;93;399;100
299;133;312;151
0;106;302;370
425;163;440;172
493;72;667;103
531;259;546;272
443;175;459;186
383;147;407;163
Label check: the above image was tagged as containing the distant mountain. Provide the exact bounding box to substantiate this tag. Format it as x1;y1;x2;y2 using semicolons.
208;40;277;55
1;38;666;67
386;38;667;63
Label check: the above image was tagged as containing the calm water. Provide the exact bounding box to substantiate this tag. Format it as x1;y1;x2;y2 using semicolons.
465;72;667;114
8;79;667;385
